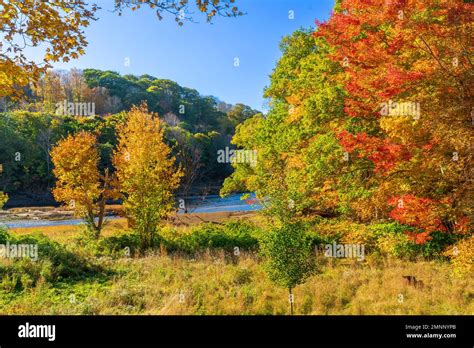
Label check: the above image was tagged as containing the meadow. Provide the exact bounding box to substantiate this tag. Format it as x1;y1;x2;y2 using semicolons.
1;216;472;315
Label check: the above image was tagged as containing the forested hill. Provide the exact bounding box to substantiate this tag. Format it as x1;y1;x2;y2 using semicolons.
1;68;259;134
82;69;259;133
0;69;260;206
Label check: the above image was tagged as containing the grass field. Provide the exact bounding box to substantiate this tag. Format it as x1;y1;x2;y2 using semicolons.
1;217;472;315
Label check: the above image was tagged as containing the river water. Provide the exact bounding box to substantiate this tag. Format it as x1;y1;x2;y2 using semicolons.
0;193;262;229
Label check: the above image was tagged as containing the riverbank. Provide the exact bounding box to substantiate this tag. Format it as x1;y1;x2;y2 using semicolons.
0;193;261;229
3;210;258;231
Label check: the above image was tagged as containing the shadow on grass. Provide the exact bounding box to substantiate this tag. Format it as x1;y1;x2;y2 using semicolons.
0;228;116;292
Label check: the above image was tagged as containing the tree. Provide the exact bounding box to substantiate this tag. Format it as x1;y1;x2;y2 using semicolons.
113;0;243;24
221;29;351;222
260;222;316;315
1;0;241;99
316;0;473;242
28;69;123;115
81;69;242;132
1;0;98;98
51;131;115;238
223;1;472;246
167;126;218;211
32;70;65;112
227;103;259;127
113;104;182;251
0;111;63;194
0;192;7;209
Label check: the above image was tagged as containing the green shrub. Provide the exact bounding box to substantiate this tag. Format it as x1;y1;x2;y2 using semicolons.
72;229;141;258
369;223;457;260
260;222;316;314
0;228;102;291
98;233;141;257
163;221;260;254
306;218;355;246
0;192;7;209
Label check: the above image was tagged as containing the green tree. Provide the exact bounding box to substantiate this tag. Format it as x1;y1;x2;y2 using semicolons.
260;222;316;315
221;29;355;222
0;191;7;209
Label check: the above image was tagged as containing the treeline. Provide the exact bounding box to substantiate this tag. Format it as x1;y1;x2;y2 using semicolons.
0;69;260;206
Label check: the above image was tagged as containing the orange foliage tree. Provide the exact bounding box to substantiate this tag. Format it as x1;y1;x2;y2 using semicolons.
51;131;116;238
316;0;473;243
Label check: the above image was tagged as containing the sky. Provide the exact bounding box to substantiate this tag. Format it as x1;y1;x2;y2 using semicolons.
28;0;335;110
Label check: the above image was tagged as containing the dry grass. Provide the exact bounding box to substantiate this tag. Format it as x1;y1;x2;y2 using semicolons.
10;219;129;243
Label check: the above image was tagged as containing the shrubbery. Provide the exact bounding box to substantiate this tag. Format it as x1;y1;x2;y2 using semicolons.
74;220;261;258
73;231;141;258
260;222;316;314
162;221;261;254
0;216;463;295
305;219;459;260
444;235;474;277
0;228;102;291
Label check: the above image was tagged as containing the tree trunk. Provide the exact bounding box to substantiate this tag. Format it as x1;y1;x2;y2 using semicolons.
96;197;105;238
289;288;294;316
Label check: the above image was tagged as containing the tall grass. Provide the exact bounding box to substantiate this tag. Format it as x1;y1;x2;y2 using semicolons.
1;220;471;315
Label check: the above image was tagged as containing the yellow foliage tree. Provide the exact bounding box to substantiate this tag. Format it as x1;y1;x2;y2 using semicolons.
51;131;115;238
444;236;474;277
1;0;98;98
113;104;182;250
1;0;241;99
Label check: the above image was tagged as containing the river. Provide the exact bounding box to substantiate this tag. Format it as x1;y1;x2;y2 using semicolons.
0;193;262;229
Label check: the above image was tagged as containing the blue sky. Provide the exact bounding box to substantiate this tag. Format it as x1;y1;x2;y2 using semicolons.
33;0;334;110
